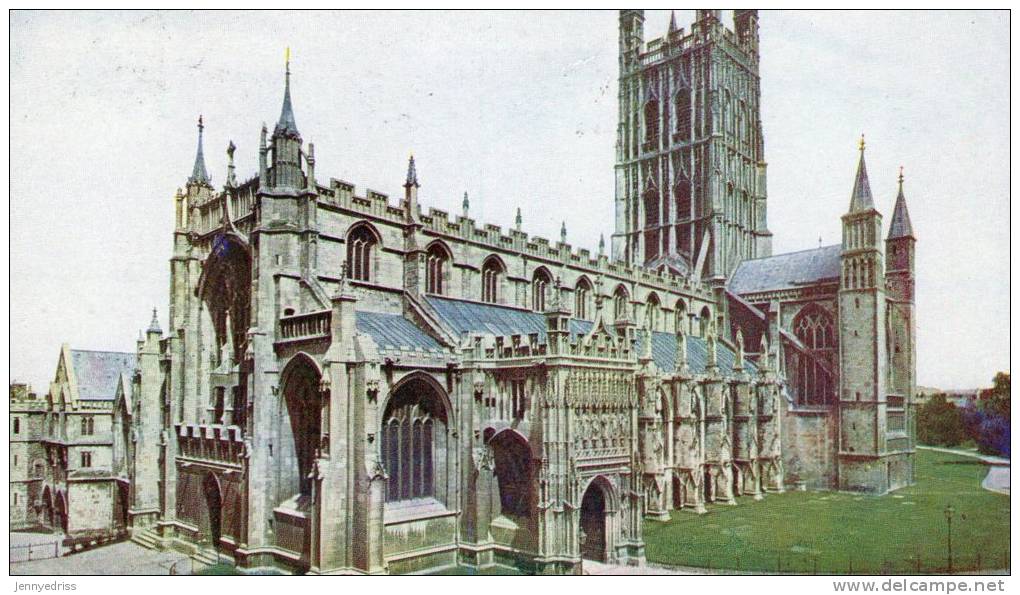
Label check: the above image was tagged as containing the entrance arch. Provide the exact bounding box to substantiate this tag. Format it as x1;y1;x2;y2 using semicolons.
279;354;324;502
580;477;614;562
202;473;222;549
488;429;533;519
54;491;68;533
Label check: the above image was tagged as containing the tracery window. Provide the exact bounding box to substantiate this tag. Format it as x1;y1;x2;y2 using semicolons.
80;416;94;436
426;243;450;295
644;99;660;144
574;277;593;320
481;256;503;304
646;293;661;332
532;268;552;312
347;224;378;282
675;89;691;141
613;286;630;322
793;305;836;405
382;380;447;503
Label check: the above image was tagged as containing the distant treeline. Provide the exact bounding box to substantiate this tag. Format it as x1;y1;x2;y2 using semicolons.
916;372;1010;457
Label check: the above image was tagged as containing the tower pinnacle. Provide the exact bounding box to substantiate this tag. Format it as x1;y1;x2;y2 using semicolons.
274;48;299;138
848;134;874;212
188;115;211;185
887;167;915;239
405;154;419;188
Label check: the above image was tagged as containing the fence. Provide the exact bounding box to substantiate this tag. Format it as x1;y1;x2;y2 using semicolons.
9;541;61;563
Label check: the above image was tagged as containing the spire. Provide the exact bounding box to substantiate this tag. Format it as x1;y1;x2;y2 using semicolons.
668;10;677;33
848;134;874;212
404;153;419;188
887;166;915;239
188;116;211;185
274;48;300;138
147;308;162;334
462;191;470;217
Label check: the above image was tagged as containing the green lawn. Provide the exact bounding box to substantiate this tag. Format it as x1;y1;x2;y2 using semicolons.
643;449;1010;574
430;564;525;575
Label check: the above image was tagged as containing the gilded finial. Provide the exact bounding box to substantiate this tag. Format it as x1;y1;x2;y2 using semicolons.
858;133;865;151
898;166;904;184
198;115;204;131
285;47;291;72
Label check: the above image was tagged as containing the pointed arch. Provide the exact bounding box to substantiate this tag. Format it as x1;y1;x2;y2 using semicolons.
674;298;688;334
613;284;630;323
645;292;662;332
481;255;506;304
425;240;452;296
279;353;323;498
531;266;553;312
574;275;594;320
346;221;382;282
791;303;836;405
382;372;452;503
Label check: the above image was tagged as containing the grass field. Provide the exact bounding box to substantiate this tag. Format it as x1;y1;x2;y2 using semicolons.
643;449;1010;574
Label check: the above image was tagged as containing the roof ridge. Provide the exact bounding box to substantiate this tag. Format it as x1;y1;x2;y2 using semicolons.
70;349;135;356
736;243;841;265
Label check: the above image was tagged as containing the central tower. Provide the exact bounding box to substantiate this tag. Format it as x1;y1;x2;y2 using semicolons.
613;10;771;283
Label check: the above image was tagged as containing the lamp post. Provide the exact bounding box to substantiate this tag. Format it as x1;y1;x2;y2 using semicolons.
944;504;955;574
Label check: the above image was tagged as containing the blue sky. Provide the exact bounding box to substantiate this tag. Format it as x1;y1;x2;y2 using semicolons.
10;10;1009;390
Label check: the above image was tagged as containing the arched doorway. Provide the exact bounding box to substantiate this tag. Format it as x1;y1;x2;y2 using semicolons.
279;355;324;504
202;473;222;550
54;492;68;533
580;481;608;562
41;487;53;528
489;430;532;520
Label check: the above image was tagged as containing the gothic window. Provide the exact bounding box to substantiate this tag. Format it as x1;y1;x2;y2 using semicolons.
80;416;94;436
80;451;92;468
575;277;593;320
646;293;661;332
12;418;19;435
675;299;688;334
675;89;691;142
793;305;836;405
644;99;660;145
532;268;552;312
613;285;630;322
425;242;451;295
644;185;660;262
699;306;712;336
510;379;527;420
381;378;448;503
213;388;225;424
347;223;379;283
481;256;504;304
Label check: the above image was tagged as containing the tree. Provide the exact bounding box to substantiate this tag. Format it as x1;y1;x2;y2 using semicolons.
917;393;966;447
962;372;1011;457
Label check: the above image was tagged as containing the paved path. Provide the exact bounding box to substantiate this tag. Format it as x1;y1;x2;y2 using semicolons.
10;539;192;576
916;445;1010;494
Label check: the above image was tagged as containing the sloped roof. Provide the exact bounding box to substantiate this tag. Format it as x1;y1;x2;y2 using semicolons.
69;350;136;401
728;245;841;295
424;296;592;343
355;311;444;353
639;331;755;376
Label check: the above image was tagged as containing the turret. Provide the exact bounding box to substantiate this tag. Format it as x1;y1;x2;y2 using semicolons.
187;116;211;188
404;154;420;223
734;10;760;55
838;136;893;491
885;167;916;299
618;9;644;72
268;51;304;190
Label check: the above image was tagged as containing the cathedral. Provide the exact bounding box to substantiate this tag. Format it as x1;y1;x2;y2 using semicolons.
17;10;917;575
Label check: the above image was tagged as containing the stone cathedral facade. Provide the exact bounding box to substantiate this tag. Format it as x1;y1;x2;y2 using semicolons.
16;10;917;575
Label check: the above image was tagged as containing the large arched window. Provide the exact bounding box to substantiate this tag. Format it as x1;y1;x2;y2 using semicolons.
644;186;660;263
381;377;449;503
644;99;660;143
793;304;836;405
574;276;593;320
675;88;691;142
347;223;379;283
481;256;504;304
698;305;712;337
613;285;630;322
532;267;552;312
425;242;450;295
646;293;661;332
674;299;688;334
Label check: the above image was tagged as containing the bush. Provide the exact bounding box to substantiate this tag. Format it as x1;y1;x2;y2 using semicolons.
917;393;966;447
